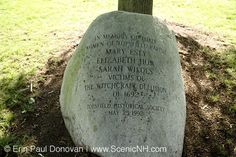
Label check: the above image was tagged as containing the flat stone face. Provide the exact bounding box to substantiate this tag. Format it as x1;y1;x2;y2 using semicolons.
60;11;186;157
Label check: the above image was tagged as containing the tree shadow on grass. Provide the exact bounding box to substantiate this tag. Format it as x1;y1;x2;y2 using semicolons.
1;28;236;157
0;41;99;157
0;72;37;157
176;34;236;157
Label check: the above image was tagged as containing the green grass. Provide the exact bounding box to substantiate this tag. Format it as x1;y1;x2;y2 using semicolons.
0;0;117;143
154;0;236;44
0;0;236;151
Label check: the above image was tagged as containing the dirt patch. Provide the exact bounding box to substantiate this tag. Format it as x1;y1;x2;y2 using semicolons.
6;22;236;157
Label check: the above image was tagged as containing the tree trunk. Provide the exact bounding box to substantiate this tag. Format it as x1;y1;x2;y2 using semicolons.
118;0;153;15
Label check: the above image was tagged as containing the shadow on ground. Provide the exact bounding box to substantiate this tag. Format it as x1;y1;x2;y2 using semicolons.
1;23;236;157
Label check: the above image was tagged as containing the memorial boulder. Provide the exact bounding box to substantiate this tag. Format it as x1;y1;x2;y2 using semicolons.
60;11;186;157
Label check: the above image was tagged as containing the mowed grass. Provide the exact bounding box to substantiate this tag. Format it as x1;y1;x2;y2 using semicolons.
0;0;117;145
0;0;235;148
154;0;236;44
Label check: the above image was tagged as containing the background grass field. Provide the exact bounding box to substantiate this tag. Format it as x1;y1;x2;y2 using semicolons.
0;0;236;153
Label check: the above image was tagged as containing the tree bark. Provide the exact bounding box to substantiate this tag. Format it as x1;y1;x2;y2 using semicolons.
118;0;153;15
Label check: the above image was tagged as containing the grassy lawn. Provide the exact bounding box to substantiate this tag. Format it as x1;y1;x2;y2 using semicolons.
0;0;235;153
0;0;116;143
154;0;236;44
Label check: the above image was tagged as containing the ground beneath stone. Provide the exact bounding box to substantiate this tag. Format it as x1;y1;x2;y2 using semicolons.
8;22;236;157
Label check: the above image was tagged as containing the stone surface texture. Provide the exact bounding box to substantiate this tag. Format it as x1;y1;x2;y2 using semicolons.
60;11;186;157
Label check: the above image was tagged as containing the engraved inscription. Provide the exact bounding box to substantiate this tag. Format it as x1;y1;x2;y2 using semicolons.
82;32;169;117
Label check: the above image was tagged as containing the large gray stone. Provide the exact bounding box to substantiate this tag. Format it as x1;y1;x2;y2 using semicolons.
60;11;186;157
